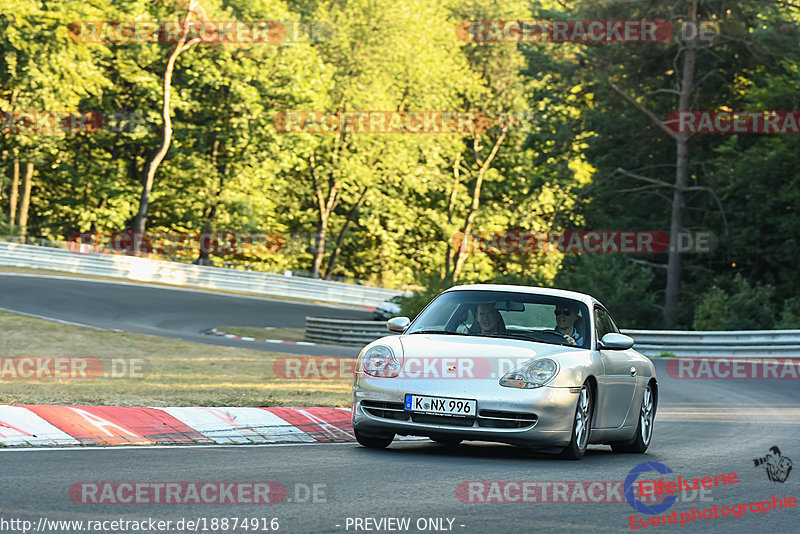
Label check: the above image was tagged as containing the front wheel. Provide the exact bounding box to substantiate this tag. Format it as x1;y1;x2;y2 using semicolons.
354;428;394;449
558;382;593;460
611;382;655;454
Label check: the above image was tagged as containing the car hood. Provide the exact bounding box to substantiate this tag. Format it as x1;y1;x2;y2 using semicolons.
396;333;580;380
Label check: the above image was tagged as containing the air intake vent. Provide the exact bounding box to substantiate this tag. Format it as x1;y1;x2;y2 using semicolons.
477;410;538;428
361;400;409;421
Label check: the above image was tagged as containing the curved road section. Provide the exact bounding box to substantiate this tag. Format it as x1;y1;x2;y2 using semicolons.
0;273;799;532
1;367;798;533
0;273;371;357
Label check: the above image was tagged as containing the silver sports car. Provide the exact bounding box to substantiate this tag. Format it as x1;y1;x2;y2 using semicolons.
351;284;657;459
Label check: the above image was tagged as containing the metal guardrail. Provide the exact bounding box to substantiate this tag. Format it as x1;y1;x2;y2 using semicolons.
624;329;800;358
0;242;402;307
304;317;800;356
304;317;399;346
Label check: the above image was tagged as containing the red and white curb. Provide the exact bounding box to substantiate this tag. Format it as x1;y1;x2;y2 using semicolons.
0;405;357;447
206;328;317;346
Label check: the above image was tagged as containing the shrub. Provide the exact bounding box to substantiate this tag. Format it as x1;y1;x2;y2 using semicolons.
776;296;800;329
692;275;776;330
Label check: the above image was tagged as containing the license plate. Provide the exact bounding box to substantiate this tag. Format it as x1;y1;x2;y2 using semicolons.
404;394;476;417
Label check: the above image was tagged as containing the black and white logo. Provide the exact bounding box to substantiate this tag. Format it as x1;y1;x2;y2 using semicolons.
753;446;793;483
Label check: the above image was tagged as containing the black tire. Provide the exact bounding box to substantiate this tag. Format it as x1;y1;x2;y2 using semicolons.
558;382;593;460
431;436;462;446
354;428;394;449
611;383;655;454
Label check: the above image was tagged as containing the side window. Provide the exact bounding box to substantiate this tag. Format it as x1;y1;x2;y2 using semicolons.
594;308;612;341
605;311;621;334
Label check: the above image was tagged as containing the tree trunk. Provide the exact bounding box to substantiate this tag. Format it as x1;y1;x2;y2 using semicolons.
9;158;19;227
311;218;328;279
132;11;201;236
18;162;33;239
197;138;227;266
605;0;698;328
442;151;462;280
663;0;698;328
452;130;508;281
323;187;368;279
309;152;340;279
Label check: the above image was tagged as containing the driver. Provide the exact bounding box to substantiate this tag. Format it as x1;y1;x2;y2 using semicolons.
554;303;583;346
475;303;507;335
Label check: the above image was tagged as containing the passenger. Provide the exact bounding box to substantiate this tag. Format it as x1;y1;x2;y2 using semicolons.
554;303;583;346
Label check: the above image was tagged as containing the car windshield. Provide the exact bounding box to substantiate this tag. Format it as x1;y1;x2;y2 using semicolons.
406;290;590;348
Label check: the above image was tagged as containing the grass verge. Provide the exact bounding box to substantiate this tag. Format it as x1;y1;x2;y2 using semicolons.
0;310;350;407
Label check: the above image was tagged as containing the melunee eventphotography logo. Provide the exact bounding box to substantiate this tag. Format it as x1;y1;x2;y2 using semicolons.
625;462;678;515
625;461;738;515
754;446;793;483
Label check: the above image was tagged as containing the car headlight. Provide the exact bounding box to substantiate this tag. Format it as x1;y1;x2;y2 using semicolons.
499;358;558;389
362;345;401;378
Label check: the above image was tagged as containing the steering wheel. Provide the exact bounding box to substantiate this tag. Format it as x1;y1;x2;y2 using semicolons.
536;329;578;345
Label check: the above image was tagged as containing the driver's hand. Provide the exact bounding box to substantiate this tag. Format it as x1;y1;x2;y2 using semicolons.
564;335;577;345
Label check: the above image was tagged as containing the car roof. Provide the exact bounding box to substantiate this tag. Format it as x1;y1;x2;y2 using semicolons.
443;284;597;308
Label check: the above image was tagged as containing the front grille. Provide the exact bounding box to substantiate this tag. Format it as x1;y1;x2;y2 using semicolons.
410;414;476;426
361;400;409;421
477;410;538;429
361;401;537;430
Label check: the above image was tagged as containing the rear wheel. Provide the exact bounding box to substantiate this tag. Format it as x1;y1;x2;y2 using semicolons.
558;382;592;460
354;428;394;449
611;383;655;454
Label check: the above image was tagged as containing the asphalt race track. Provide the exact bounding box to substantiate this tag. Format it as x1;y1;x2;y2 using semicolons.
0;273;370;357
1;365;798;533
1;273;799;532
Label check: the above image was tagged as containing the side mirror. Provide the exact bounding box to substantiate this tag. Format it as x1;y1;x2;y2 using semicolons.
598;333;634;351
387;316;411;333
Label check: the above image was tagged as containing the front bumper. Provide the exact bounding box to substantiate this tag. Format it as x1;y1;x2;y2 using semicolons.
352;377;579;448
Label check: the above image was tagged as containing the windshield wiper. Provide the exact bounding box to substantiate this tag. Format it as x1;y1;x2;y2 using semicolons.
408;330;471;336
480;332;533;340
480;331;570;345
